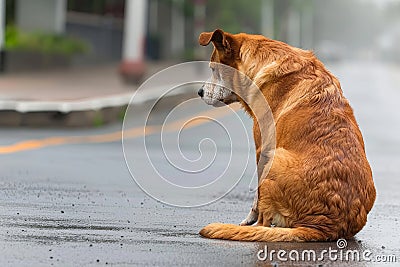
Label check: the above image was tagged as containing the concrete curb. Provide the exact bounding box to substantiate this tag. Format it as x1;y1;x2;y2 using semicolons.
0;93;132;113
0;85;189;127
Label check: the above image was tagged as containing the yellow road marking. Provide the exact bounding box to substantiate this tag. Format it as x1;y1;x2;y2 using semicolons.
0;104;241;154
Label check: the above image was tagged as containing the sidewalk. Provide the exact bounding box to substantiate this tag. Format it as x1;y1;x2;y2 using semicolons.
0;61;181;127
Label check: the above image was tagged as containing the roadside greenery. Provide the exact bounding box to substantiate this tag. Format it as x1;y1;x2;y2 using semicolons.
5;26;89;56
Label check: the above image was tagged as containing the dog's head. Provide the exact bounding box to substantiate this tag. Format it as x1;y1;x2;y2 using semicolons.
198;29;314;109
197;29;240;107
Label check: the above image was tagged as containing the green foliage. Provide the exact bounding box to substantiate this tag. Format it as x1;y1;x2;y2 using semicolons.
5;26;89;56
93;112;104;127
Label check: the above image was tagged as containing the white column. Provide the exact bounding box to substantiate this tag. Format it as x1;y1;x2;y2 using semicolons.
122;0;147;62
120;0;147;83
54;0;67;34
0;0;5;50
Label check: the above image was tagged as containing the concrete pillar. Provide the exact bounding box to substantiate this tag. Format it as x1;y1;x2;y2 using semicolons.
16;0;66;34
0;0;5;72
119;0;147;84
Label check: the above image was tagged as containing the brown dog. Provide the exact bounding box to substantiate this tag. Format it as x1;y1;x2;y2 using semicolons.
197;29;376;241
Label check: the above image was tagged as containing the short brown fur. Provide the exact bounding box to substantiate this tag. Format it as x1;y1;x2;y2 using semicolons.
198;29;376;242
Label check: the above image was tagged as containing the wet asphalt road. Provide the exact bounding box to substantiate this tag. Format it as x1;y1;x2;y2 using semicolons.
1;61;400;266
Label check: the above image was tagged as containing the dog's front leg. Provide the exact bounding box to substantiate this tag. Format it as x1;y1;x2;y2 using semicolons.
239;191;259;225
240;150;271;226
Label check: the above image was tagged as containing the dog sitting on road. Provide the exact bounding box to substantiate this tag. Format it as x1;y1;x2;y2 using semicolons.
197;29;376;242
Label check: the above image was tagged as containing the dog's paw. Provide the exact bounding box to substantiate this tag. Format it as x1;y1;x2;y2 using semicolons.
199;223;224;239
239;210;258;226
239;218;257;226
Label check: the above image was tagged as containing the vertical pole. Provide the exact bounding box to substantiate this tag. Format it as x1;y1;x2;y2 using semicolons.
0;0;5;72
261;0;274;39
119;0;147;83
54;0;67;34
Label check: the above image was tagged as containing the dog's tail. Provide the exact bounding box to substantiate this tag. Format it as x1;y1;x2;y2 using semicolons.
199;223;328;242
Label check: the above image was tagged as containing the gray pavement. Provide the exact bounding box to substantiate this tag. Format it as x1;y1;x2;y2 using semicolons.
0;61;400;266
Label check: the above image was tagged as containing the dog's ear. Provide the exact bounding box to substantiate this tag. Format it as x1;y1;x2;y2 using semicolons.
198;31;213;46
199;29;231;54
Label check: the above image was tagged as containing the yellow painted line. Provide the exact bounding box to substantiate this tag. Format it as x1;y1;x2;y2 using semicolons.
0;104;241;155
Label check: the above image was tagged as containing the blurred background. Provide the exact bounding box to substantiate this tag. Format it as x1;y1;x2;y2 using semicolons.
0;0;399;73
0;0;399;126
